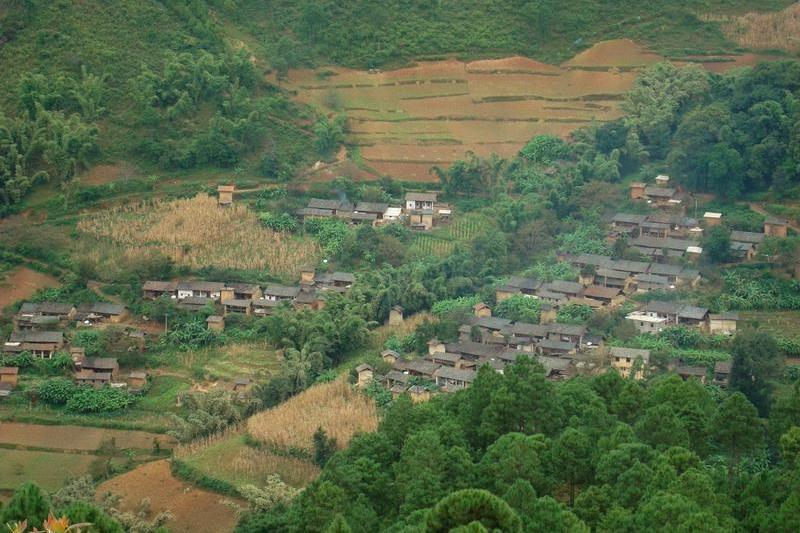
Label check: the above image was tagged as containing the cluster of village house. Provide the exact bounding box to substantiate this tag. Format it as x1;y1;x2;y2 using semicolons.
142;267;355;331
358;298;734;401
296;191;450;231
624;175;790;261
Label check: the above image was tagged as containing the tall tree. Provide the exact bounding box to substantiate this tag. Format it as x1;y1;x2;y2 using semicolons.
730;332;783;415
711;392;764;485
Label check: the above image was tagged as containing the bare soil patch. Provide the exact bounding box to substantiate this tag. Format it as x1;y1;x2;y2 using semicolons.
0;422;176;451
287;39;771;182
97;460;242;533
80;162;140;186
0;267;59;309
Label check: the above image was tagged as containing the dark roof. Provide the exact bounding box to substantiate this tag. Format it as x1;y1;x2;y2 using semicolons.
75;370;111;381
629;236;694;252
263;284;301;298
206;315;224;323
543;280;583;294
764;215;788;225
608;259;650;273
546;323;587;336
640;221;670;230
180;281;227;292
676;365;706;377
404;359;440;376
227;282;261;294
81;357;118;370
19;302;75;315
223;299;252;308
252;299;279;309
595;268;629;279
472;316;512;331
428;352;462;364
634;274;671;286
537;355;572;373
538;339;576;351
143;281;178;292
445;341;503;358
354;202;389;213
297;207;334;217
405;192;437;202
678;268;700;280
294;291;320;304
610;347;651;362
434;367;476;382
384;370;410;384
584;285;621;299
573;253;613;267
9;331;63;344
647;263;683;276
509;322;548;337
730;230;765;244
644;186;676;198
612;213;648;225
506;276;542;291
331;272;355;283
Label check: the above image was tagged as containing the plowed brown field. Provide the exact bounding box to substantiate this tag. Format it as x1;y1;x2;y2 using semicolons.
283;39;779;182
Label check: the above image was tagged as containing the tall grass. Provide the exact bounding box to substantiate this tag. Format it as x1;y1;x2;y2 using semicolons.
77;194;320;276
705;3;800;51
247;378;378;451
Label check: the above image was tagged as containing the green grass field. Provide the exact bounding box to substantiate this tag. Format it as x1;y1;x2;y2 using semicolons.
739;311;800;340
0;449;95;491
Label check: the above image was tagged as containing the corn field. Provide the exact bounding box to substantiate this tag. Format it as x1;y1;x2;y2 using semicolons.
247;378;378;451
704;3;800;51
410;235;455;257
77;194;321;276
231;447;320;487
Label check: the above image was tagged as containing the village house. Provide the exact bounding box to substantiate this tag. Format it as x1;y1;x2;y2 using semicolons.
177;281;227;300
217;184;234;206
317;272;356;291
730;241;756;261
262;284;301;301
495;276;542;302
434;366;476;391
611;213;648;233
309;198;354;216
354;202;389;220
233;377;252;396
355;364;374;388
643;186;679;207
708;312;738;335
540;280;584;299
764;215;789;237
206;315;225;331
224;283;262;301
625;311;668;334
583;285;625;306
127;371;148;391
408;208;434;231
252;299;280;317
537;356;574;381
546;323;587;346
593;267;632;292
713;361;731;387
632;273;673;293
427;351;464;368
405;192;437;211
644;301;709;328
629;182;646;200
3;331;64;359
537;338;577;357
675;363;707;384
628;236;701;260
730;230;766;246
14;302;75;331
74;356;119;388
223;299;252;316
76;303;128;324
703;212;722;227
177;296;216;311
609;347;650;380
0;367;19;389
381;349;400;365
142;281;178;300
473;302;492;318
471;316;512;341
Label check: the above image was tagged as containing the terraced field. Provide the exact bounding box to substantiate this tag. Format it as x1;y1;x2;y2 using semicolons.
284;39;780;182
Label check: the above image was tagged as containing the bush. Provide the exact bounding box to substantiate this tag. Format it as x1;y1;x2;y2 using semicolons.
37;377;79;405
65;386;135;413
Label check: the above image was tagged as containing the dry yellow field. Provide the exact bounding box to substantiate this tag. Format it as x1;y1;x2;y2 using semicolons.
705;3;800;52
76;194;321;277
247;378;378;451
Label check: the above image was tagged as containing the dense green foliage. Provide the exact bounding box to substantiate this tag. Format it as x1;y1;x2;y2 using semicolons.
237;357;800;532
229;0;792;68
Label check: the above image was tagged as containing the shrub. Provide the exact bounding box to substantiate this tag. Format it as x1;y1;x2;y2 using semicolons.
37;377;79;405
65;387;135;413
